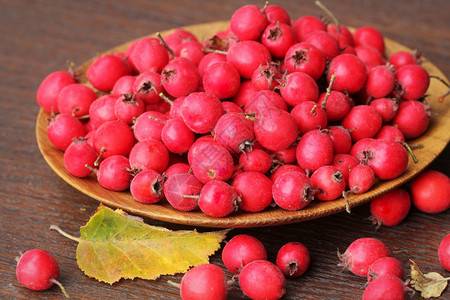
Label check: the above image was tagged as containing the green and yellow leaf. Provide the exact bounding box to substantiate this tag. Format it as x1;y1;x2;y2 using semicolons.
51;205;229;284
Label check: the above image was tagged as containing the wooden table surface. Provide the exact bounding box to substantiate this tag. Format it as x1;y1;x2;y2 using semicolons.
1;0;449;299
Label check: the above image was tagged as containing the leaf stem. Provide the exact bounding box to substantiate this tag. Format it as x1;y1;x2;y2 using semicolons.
167;280;180;288
49;225;82;243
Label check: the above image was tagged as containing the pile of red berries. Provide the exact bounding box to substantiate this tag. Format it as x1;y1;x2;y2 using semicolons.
38;3;436;218
179;234;310;300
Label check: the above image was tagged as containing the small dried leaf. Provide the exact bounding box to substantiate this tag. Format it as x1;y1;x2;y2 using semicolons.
409;260;449;299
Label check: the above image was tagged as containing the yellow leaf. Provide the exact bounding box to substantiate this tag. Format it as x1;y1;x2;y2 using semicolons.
409;260;450;299
51;205;229;284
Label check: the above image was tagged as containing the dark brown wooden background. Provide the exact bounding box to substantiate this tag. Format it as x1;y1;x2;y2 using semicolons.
1;0;449;299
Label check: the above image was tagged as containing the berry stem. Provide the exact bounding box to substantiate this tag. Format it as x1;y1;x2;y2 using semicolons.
341;191;351;213
159;92;174;106
401;142;418;163
94;147;106;167
202;48;228;55
429;75;450;102
49;225;82;243
315;1;340;28
156;32;176;58
50;277;70;298
77;114;90;120
321;74;336;109
180;194;200;199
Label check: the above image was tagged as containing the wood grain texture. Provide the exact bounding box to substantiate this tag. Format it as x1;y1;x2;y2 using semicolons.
1;0;449;299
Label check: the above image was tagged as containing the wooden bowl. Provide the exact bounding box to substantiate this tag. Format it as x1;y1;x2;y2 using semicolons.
36;21;450;228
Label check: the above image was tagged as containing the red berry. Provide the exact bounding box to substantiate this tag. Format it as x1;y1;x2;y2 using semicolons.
348;164;375;194
163;173;203;211
230;5;268;41
354;45;386;70
129;139;169;174
162;57;201;98
363;274;406;300
365;65;395;98
203;62;241;99
276;242;310;278
47;113;86;151
227;41;271;79
232;171;273;212
221;234;267;274
368;257;404;282
291;15;326;42
112;75;136;96
375;125;405;143
332;153;360;184
88;94;117;128
296;129;333;172
370;188;411;227
86;54;129;92
96;155;132;191
304;30;340;61
272;171;314;210
438;234;450;271
181;92;224;134
214;112;255;154
279;71;319;106
411;170;450;213
342;105;382;142
37;71;77;113
353;26;385;55
284;42;326;80
264;5;291;24
338;237;390;277
392;100;430;139
174;40;205;66
180;264;227;300
238;149;272;173
133;71;163;105
389;50;421;70
198;53;227;78
270;164;305;182
261;22;296;58
239;260;286;300
93;120;134;159
198;180;238;217
133;111;169;142
317;90;351;122
130;37;169;73
16;249;60;292
363;139;409;180
130;170;164;204
63;138;98;178
327;53;367;94
254;109;298;152
56;83;97;118
114;93;146;124
369;97;398;123
311;165;346;201
161;118;195;154
395;64;430;100
190;143;234;184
